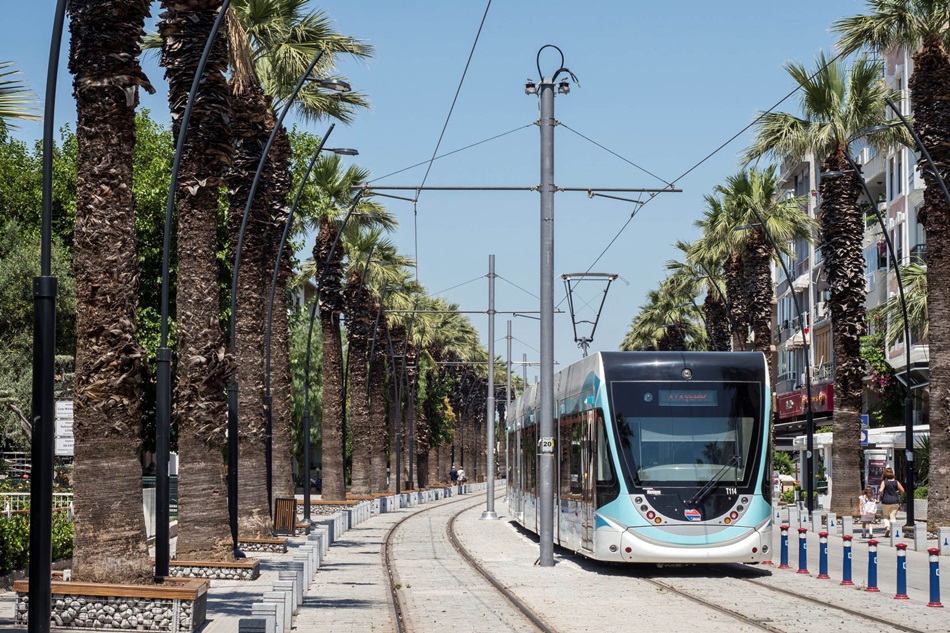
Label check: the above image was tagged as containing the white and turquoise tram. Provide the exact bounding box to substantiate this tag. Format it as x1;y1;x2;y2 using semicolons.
506;351;773;564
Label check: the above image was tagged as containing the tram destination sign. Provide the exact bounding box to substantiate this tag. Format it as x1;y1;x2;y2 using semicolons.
658;389;718;407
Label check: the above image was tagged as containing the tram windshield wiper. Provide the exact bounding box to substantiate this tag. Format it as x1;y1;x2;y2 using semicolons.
687;454;740;507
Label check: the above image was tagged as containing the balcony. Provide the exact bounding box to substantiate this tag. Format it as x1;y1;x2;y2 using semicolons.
910;243;927;265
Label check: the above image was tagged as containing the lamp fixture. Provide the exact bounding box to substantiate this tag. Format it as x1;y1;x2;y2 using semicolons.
525;79;537;95
326;147;359;156
307;77;352;92
558;78;570;94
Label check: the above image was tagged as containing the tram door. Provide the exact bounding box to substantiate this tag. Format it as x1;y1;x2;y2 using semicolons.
581;410;596;551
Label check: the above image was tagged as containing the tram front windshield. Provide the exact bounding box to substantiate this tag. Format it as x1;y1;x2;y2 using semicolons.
610;381;761;487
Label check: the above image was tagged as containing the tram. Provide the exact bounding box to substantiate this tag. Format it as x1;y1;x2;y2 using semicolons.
506;351;772;564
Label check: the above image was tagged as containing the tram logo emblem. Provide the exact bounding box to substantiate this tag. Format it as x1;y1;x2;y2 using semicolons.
684;509;702;521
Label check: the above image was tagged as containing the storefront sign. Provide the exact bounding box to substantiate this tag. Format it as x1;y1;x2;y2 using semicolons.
777;384;834;419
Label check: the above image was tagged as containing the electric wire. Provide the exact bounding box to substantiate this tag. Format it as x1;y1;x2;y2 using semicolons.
496;274;540;300
412;0;493;282
432;274;487;296
368;123;535;184
559;122;673;187
577;48;848;278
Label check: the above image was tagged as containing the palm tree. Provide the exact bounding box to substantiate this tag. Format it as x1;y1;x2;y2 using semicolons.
342;231;409;495
715;168;813;375
224;0;372;524
834;0;950;526
67;0;155;583
743;52;899;515
880;262;928;345
306;155;386;500
670;239;732;352
0;61;39;128
622;279;704;351
158;0;234;561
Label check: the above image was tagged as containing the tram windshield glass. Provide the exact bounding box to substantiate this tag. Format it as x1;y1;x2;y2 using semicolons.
610;381;761;487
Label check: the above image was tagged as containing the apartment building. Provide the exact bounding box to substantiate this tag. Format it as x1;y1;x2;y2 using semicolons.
773;47;929;488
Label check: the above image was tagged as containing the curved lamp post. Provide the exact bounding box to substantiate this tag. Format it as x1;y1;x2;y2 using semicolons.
154;0;233;578
526;43;578;568
228;50;350;553
30;1;69;628
262;123;358;516
737;221;816;513
300;191;366;523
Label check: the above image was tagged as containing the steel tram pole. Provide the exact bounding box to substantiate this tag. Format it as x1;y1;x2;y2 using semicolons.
482;255;498;519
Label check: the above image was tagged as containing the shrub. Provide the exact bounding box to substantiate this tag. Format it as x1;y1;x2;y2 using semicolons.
914;485;928;500
0;508;73;575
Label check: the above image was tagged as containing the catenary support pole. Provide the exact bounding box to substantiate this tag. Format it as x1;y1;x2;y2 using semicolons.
482;255;498;519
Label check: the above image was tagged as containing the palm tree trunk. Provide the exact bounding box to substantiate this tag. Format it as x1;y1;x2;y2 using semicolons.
344;272;373;495
159;0;233;561
369;343;389;493
314;220;347;500
704;294;732;351
725;253;748;350
820;152;867;516
265;127;295;501
910;38;950;528
746;232;776;372
227;85;271;536
68;0;154;584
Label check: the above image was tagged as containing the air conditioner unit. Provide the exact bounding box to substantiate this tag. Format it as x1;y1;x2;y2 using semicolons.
897;211;906;223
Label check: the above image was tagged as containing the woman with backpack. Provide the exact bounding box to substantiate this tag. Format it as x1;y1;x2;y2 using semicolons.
878;467;905;538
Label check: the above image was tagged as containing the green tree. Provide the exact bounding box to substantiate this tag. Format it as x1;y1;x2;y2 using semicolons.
743;52;903;517
0;61;40;128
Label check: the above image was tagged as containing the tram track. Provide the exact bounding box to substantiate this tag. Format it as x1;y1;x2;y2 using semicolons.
383;488;552;633
635;563;932;633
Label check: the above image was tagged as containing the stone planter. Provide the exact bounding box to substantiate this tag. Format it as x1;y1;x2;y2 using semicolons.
167;558;260;581
14;576;208;633
238;538;288;554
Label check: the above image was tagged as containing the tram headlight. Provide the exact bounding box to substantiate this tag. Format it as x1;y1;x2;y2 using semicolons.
634;496;643;504
640;505;648;512
741;497;748;504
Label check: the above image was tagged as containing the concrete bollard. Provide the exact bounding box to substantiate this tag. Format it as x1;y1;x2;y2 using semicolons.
842;515;854;538
866;539;880;592
915;524;928;552
239;617;273;633
250;603;279;633
817;531;830;579
788;507;799;527
811;511;822;533
779;524;790;569
939;527;950;556
827;512;837;535
895;543;909;600
800;509;809;528
798;527;809;574
288;561;308;591
889;527;899;548
261;593;290;633
278;571;302;608
841;535;854;586
928;548;943;607
292;553;311;582
272;581;297;613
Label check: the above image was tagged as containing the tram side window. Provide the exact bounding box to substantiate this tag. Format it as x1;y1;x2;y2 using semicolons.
570;418;583;496
524;425;537;493
594;412;620;505
559;416;574;497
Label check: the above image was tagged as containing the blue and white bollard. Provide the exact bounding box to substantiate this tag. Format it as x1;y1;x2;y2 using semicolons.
817;531;830;579
779;524;790;569
929;548;944;608
895;543;909;599
867;539;880;592
841;534;854;586
798;527;809;574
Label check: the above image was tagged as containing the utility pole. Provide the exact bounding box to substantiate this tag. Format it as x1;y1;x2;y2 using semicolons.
482;255;498;519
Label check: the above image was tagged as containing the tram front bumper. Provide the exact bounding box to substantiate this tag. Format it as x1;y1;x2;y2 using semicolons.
618;525;770;564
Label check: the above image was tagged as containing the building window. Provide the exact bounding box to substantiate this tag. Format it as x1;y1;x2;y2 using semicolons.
897;154;903;195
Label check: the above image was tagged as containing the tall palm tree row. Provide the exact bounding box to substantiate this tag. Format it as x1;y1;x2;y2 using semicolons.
158;0;235;561
834;0;950;528
669;239;732;351
67;0;156;584
621;279;705;352
715;167;813;381
743;52;904;515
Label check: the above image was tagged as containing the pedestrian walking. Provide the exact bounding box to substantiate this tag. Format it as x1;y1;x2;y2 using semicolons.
878;467;905;537
449;465;459;483
860;486;878;539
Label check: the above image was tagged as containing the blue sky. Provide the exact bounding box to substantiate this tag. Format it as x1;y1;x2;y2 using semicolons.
5;1;865;384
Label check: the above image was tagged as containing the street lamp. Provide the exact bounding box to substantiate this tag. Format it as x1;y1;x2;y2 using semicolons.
526;44;577;567
821;153;916;526
155;0;234;577
300;193;367;522
263;124;357;517
30;2;69;629
228;50;350;552
735;222;817;513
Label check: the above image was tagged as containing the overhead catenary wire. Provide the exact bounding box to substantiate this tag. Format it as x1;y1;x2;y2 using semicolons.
576;48;848;276
412;0;494;282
